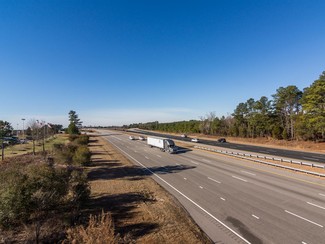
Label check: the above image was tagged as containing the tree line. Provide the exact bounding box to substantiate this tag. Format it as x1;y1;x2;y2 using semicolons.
126;70;325;141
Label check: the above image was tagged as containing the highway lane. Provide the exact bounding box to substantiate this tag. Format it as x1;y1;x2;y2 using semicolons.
128;129;325;164
99;130;325;244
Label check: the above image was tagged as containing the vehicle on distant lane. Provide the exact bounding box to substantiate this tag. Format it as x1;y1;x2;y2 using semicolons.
217;138;227;143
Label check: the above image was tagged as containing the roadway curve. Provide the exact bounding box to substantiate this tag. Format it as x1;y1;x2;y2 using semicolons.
98;130;325;244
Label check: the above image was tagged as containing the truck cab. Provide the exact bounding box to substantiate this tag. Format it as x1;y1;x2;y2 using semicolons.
164;139;178;154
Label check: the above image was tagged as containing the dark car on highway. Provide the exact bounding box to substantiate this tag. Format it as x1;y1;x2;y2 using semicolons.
217;138;227;143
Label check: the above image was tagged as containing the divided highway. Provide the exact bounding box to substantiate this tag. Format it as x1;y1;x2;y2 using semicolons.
99;130;325;244
128;129;325;164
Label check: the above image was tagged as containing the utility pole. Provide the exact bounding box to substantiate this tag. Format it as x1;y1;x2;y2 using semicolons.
1;141;4;161
21;118;25;138
1;134;3;161
42;121;45;154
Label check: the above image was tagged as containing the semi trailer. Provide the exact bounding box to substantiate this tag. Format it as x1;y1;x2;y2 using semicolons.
147;137;178;154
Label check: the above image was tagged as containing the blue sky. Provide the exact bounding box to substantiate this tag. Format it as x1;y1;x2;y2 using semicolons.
1;0;325;127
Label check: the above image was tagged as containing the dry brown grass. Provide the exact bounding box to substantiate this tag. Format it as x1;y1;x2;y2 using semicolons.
64;211;121;244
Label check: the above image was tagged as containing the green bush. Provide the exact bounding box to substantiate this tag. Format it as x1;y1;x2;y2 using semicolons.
69;134;79;142
73;146;91;166
67;123;80;135
68;170;90;206
25;164;69;211
0;167;30;228
74;134;89;145
0;158;90;229
53;143;77;165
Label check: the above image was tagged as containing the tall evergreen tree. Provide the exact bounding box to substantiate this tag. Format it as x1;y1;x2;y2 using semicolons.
0;120;12;138
68;110;82;134
300;71;325;140
272;86;302;140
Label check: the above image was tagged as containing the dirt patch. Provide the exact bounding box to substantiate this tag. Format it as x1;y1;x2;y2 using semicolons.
85;135;211;243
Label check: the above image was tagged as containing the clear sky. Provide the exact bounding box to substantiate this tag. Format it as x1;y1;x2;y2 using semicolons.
1;0;325;128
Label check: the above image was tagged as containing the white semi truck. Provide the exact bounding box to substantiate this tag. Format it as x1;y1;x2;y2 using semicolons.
147;137;178;154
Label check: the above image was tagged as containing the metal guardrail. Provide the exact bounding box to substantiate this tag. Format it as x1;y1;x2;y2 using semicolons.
194;146;325;178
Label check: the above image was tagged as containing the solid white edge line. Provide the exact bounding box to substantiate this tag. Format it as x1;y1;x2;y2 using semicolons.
319;193;325;197
208;177;221;184
285;210;323;228
108;139;251;244
307;202;325;210
232;175;248;182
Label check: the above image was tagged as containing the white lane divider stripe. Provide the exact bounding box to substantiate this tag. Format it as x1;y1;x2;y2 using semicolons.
109;139;251;244
241;170;256;176
208;177;221;184
202;158;211;163
184;178;187;180
199;186;203;189
220;197;226;201
190;160;199;165
156;155;161;158
285;210;323;228
176;163;181;166
145;156;149;159
319;193;325;197
307;202;325;210
252;215;259;220
232;176;248;182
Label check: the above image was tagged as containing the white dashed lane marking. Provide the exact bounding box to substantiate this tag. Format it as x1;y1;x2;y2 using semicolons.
232;176;248;182
208;177;221;184
252;215;260;220
241;170;256;176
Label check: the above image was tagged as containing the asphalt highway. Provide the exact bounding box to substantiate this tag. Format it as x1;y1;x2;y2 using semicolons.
129;129;325;164
99;130;325;244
